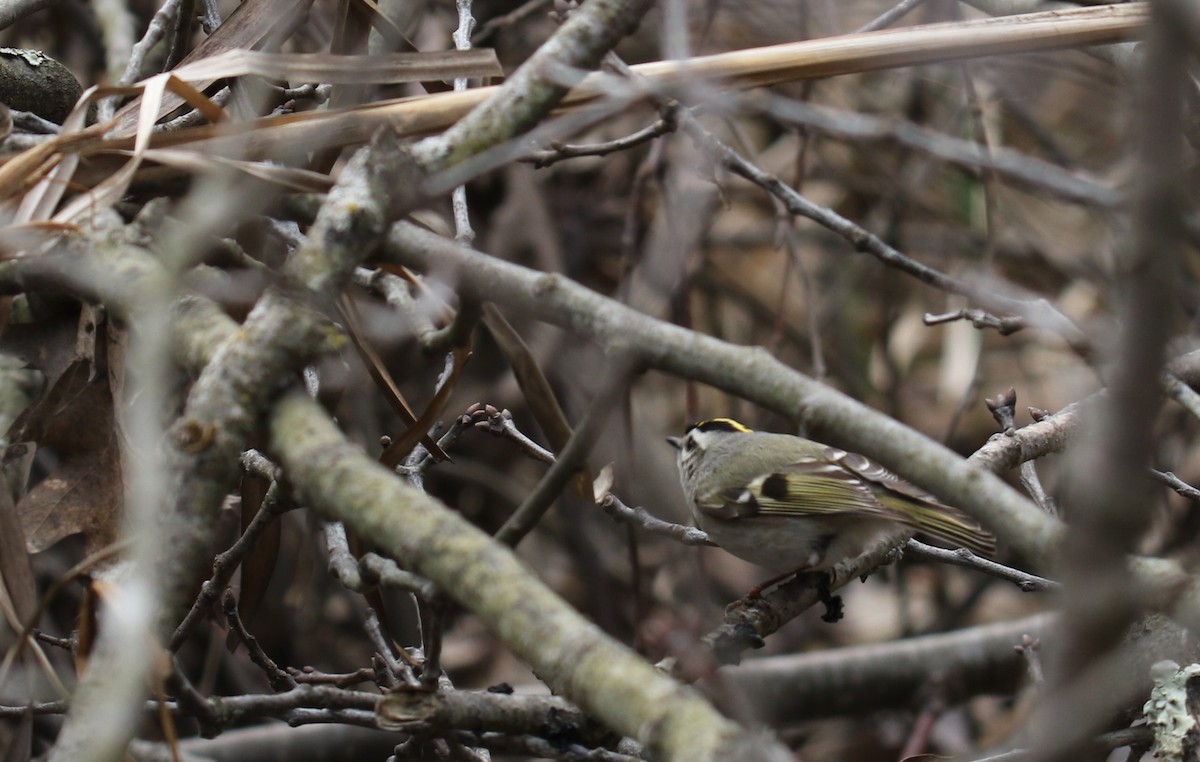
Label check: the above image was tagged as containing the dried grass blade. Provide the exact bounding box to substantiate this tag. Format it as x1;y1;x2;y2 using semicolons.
336;294;451;461
11;83;101;223
481;304;592;498
380;344;469;468
622;4;1147;91
356;0;419;54
169;48;502;86
154;3;1146;159
111;0;317;134
133;148;334;193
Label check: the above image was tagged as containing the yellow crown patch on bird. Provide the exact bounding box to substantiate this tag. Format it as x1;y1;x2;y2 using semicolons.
691;418;753;434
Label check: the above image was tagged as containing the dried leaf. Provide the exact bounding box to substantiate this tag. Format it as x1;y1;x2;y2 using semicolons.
9;359;123;555
0;308;77;386
105;323;127;414
0;481;35;624
74;578;99;676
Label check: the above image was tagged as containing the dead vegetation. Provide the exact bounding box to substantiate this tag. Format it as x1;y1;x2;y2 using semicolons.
0;1;1198;760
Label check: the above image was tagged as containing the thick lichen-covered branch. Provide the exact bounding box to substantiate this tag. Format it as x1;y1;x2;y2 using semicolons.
268;390;790;762
412;0;655;170
174;291;793;760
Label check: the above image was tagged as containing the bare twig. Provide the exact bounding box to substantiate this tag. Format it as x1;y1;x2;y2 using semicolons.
472;0;552;45
469;404;556;464
494;360;636;547
223;590;296;692
986;388;1060;516
676;109;1094;356
857;0;931;33
522;109;678;167
904;541;1058;592
1152;470;1200;502
599;494;715;547
169;452;292;651
925;308;1024;336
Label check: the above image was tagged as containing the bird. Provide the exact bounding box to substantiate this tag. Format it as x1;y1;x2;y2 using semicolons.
669;418;995;619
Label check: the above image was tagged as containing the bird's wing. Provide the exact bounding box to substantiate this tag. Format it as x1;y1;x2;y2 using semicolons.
697;455;888;520
824;447;939;502
698;448;996;556
824;447;995;554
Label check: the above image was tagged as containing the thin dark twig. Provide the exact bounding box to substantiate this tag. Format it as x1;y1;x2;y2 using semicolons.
677;109;1093;356
523;109;678;168
420;300;482;355
403;403;485;482
617;130;667;305
164;0;198;72
904;541;1058;592
957;52;1001;263
494;359;637;547
360;553;438;599
856;0;931;33
290;666;376;688
471;0;552;44
241;449;279;481
223;590;297;691
323;521;364;590
777;208;828;379
165;661;219;731
418;597;449;689
1164;372;1200;420
170;454;293;651
771;76;827;381
32;631;73;651
324;520;439;599
750;92;1120;211
362;608;416;688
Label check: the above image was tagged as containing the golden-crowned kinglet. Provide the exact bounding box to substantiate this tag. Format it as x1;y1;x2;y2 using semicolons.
668;419;995;573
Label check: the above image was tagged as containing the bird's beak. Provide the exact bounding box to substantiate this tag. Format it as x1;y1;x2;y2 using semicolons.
666;436;682;450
